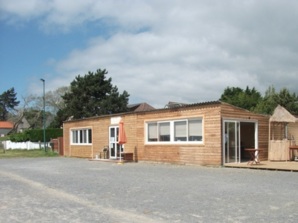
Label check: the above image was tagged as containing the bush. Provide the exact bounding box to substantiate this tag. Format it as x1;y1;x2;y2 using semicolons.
9;132;30;142
9;128;63;142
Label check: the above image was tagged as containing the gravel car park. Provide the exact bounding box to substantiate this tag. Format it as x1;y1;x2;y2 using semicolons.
0;157;297;223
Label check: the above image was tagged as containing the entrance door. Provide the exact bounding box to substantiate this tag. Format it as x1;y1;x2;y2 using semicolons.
224;121;241;163
109;126;123;159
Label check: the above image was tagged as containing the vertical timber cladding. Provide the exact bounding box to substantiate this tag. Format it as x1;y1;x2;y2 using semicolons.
137;103;222;165
220;103;270;160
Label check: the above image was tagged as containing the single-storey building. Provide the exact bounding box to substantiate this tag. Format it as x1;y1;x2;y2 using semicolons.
63;101;269;166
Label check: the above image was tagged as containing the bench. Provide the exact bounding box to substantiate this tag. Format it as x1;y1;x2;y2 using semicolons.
121;152;134;161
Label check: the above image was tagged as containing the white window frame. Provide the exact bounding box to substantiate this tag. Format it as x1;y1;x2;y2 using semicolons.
174;120;187;141
70;128;92;145
145;118;203;144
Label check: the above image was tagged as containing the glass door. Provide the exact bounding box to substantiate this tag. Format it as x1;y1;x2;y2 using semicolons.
109;126;123;159
224;121;241;163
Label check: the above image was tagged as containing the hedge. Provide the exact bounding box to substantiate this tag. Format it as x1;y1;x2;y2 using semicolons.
9;129;63;142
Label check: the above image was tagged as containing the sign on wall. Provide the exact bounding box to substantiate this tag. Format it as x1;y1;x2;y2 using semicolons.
111;117;121;125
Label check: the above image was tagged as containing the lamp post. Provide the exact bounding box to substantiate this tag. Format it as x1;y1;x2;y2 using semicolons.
40;78;46;152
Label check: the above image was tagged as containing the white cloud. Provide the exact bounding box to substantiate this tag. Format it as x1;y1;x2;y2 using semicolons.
1;0;298;107
0;0;49;24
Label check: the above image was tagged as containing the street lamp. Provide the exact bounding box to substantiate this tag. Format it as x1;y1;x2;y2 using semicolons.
40;78;46;152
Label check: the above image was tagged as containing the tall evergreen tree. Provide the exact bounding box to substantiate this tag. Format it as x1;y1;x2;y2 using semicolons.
254;86;277;114
56;69;130;124
221;85;298;115
0;87;20;120
273;88;298;115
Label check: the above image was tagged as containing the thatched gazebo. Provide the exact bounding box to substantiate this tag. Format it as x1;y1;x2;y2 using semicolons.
269;105;298;161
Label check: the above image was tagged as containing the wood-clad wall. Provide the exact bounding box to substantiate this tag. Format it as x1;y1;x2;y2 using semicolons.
288;123;298;143
63;119;95;158
220;103;269;160
121;114;138;156
268;122;297;161
63;102;270;165
270;122;287;140
269;140;291;161
63;122;71;157
135;104;222;165
63;114;138;159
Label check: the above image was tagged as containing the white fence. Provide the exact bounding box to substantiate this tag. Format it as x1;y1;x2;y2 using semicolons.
1;140;50;150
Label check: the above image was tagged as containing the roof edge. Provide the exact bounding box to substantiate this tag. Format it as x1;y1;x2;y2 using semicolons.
63;101;222;123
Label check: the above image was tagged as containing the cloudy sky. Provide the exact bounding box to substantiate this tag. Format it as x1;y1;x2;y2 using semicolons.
1;0;297;108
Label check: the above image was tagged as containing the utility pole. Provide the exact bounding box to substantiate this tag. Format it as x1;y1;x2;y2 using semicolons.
40;78;46;152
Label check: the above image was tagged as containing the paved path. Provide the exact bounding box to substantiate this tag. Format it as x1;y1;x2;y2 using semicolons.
0;157;297;223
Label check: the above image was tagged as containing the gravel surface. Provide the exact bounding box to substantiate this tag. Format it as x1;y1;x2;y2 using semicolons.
0;157;297;223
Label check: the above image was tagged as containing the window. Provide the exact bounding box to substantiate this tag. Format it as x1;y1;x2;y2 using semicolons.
71;128;92;144
72;130;78;143
159;122;170;141
188;119;202;141
146;118;203;143
148;123;158;141
174;120;187;141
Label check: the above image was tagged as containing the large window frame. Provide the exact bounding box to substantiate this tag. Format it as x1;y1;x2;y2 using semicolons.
146;118;203;144
71;128;92;145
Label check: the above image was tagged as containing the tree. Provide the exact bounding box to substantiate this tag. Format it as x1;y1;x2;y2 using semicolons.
46;86;69;115
254;85;277;114
221;86;298;115
254;86;298;115
49;108;69;128
8;86;69;131
0;88;20;120
45;86;70;128
219;86;262;111
8;94;45;131
56;69;130;124
25;109;42;128
273;88;298;114
219;87;243;105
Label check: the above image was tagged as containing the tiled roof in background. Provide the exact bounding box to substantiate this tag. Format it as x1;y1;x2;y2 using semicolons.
128;103;155;112
0;121;13;129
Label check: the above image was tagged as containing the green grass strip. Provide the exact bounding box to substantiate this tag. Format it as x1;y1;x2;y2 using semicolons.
0;149;59;158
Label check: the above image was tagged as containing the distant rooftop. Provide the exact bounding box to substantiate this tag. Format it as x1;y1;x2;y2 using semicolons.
164;101;189;108
0;121;13;129
127;102;155;112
